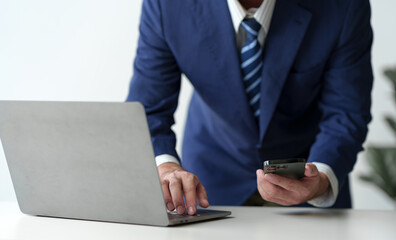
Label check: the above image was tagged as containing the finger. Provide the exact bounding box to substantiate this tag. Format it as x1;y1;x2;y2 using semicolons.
263;171;312;203
181;174;198;215
256;170;271;200
168;177;185;214
256;170;294;205
256;169;271;194
304;163;319;178
264;172;298;192
196;182;209;208
257;179;295;205
161;180;174;211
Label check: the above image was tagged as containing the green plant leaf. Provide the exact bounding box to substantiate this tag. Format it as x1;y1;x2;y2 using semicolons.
384;68;396;81
384;116;396;138
360;67;396;203
384;67;396;103
360;147;396;201
384;68;396;89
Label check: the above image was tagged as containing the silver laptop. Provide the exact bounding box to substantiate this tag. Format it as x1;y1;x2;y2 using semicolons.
0;101;231;226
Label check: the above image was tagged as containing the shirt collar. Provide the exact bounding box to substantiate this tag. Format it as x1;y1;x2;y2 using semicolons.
227;0;276;34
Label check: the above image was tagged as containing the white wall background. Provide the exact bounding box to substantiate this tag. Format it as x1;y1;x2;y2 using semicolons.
0;0;395;209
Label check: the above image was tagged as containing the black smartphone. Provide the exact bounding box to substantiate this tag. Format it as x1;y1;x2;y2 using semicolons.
263;158;306;179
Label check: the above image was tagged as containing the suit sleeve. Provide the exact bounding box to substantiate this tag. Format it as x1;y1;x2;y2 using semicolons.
126;0;181;160
308;0;373;189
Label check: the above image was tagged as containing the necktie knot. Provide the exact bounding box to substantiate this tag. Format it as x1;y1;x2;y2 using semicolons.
241;18;261;38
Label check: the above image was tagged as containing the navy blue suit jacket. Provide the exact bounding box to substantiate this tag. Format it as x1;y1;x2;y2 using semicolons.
127;0;373;208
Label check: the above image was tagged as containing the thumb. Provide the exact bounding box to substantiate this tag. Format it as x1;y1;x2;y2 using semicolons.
304;163;319;178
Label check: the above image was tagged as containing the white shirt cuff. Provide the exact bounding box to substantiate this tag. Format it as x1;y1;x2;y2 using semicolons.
307;162;339;208
155;154;180;167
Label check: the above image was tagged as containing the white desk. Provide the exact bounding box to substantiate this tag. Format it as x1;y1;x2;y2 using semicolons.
1;201;395;240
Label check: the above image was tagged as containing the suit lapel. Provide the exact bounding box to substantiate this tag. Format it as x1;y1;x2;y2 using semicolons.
193;0;259;137
258;0;312;145
193;0;312;143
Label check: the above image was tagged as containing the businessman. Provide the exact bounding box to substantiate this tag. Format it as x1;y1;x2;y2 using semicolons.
127;0;373;215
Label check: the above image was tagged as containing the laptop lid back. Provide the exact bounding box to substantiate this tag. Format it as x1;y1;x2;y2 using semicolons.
0;101;169;226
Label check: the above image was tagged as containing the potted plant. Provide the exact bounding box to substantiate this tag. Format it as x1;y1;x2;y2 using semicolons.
360;67;396;205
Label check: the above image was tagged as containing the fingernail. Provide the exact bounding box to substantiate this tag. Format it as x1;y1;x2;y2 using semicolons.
177;206;184;214
167;202;174;210
188;206;194;215
265;173;274;180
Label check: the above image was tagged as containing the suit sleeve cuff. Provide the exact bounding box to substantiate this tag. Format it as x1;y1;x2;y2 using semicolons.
155;154;181;167
307;162;339;208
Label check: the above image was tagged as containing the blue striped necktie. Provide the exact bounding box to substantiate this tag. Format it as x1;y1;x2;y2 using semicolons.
240;18;263;119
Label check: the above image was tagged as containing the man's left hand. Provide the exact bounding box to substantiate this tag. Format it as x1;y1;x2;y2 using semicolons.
256;163;330;206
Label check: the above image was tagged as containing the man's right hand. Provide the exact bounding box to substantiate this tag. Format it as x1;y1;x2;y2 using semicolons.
157;162;209;215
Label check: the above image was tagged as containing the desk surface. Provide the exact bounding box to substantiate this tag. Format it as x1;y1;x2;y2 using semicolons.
1;202;395;240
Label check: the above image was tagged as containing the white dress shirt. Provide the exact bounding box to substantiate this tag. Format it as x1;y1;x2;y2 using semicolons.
155;0;338;208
